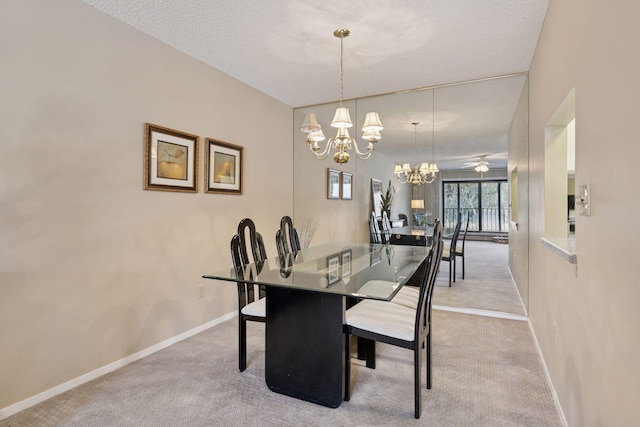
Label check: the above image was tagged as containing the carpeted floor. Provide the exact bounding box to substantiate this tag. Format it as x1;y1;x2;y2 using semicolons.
433;240;525;316
1;309;561;426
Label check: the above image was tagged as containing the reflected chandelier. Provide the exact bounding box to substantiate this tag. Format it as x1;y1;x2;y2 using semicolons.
300;29;383;165
395;122;435;185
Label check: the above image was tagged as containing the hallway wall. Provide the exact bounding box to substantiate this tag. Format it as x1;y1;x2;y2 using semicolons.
528;0;640;425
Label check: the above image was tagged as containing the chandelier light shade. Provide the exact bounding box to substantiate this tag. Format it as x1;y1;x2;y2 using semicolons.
411;199;425;209
394;122;437;185
300;29;383;165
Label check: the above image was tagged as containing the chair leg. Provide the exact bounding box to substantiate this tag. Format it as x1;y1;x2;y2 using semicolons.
453;257;456;283
414;345;422;419
462;254;465;279
357;337;367;360
239;316;247;372
365;339;376;369
426;331;432;389
344;330;351;401
448;259;452;287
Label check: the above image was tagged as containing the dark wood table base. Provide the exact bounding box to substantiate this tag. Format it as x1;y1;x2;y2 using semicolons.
265;287;346;408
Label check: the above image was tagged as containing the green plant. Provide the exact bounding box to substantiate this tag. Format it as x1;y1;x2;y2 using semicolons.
380;180;395;212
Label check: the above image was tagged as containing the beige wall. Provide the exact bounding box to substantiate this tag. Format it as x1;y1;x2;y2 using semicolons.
508;80;529;310
0;0;292;410
528;0;640;425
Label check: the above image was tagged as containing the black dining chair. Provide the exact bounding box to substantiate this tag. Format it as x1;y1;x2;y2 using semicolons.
344;221;443;418
231;218;268;372
455;215;470;279
369;211;382;243
276;215;301;257
398;213;409;227
441;212;462;286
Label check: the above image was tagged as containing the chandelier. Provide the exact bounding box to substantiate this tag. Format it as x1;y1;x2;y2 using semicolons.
394;122;434;185
300;29;383;165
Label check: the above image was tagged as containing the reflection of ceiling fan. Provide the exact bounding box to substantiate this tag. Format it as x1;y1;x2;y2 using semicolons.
461;155;491;177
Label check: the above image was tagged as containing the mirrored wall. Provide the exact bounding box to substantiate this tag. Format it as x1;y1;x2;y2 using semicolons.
293;74;529;315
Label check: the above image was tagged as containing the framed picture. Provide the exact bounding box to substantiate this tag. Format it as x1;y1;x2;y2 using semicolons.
341;172;353;200
341;249;352;277
327;168;340;199
327;253;340;285
144;123;199;193
205;138;243;195
371;178;382;217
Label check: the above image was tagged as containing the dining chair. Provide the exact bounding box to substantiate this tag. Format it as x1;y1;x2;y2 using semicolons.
231;218;268;372
276;215;301;257
398;213;409;227
455;215;470;279
391;220;441;310
369;211;382;243
344;221;443;418
441;212;462;286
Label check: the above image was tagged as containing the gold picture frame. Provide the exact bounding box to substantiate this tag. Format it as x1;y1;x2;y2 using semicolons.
144;123;199;193
205;138;244;195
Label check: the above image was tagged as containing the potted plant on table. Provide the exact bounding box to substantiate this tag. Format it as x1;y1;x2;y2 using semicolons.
380;180;395;219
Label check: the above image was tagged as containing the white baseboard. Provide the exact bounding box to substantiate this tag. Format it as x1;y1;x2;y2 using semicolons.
0;311;237;420
433;304;528;321
527;319;569;427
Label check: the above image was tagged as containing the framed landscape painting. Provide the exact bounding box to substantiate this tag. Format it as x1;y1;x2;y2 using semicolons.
205;138;243;195
144;123;199;193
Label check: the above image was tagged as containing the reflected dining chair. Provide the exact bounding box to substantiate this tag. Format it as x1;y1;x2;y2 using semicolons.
441;212;462;287
381;211;392;243
231;218;268;372
275;215;301;257
455;215;470;279
369;211;382;243
344;221;443;418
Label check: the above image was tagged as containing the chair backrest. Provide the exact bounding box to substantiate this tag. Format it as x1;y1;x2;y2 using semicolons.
449;212;463;253
236;218;267;265
398;213;409;227
369;211;382;243
232;218;267;309
276;215;301;257
381;211;392;243
414;220;443;342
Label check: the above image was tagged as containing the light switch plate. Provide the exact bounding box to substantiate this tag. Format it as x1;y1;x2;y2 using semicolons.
578;184;591;216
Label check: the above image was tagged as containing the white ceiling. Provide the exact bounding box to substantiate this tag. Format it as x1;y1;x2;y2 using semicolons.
81;0;548;170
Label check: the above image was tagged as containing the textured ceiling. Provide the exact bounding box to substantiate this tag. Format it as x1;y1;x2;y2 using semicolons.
81;0;548;107
81;0;548;170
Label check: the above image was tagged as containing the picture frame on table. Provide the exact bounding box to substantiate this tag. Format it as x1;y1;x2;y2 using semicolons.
341;249;352;277
205;138;243;195
327;168;340;199
341;172;353;200
144;123;199;193
327;253;340;285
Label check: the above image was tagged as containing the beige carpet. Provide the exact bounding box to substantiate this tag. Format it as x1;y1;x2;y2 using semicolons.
1;310;561;426
433;240;525;316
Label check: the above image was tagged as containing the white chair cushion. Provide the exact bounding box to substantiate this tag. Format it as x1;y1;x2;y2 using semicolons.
358;280;397;299
240;297;266;317
391;286;420;310
346;300;416;342
442;248;451;258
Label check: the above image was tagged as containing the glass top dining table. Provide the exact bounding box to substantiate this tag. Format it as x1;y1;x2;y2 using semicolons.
203;242;431;408
203;242;430;301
